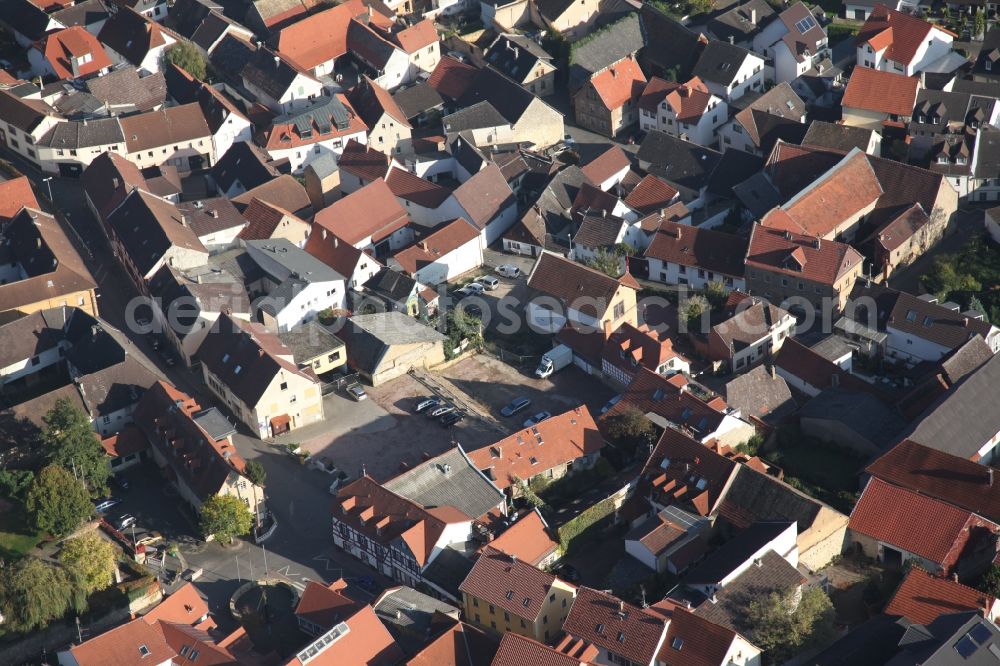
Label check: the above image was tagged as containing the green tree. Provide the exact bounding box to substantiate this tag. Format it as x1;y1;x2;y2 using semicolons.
445;305;483;359
585;249;624;277
735;433;764;457
969;295;988;318
59;533;117;595
0;469;34;501
980;564;1000;597
164;42;207;81
200;494;253;544
682;294;711;329
744;587;836;663
0;557;83;632
244;460;266;486
704;281;730;309
40;398;110;496
975;10;986;39
26;465;93;537
604;407;658;459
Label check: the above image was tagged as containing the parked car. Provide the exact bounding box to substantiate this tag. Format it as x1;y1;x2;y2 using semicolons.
496;264;521;279
135;531;163;547
346;383;367;401
463;304;483;319
112;475;130;491
115;514;136;530
523;411;552;428
441;411;465;427
477;275;500;290
501;397;531;417
457;282;485;296
430;405;456;418
93;497;121;513
415;397;441;413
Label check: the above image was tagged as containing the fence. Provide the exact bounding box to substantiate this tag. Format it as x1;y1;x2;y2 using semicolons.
483;341;542;368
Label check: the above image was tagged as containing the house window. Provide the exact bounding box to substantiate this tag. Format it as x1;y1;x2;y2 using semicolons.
613;302;625;319
280;382;288;391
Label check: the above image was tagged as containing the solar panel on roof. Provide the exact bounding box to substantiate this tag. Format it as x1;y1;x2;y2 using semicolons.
955;636;978;658
970;623;993;645
795;15;816;32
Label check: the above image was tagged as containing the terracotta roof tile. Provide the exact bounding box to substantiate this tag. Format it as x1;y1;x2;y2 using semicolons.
388;18;438;53
562;587;666;666
232;174;312;218
120;103;211;154
337;138;390;182
527;251;633;304
746;223;864;286
658;606;737;666
459;547;567;621
580;145;631;186
350;75;412;128
467;406;605;490
101;425;148;458
287;603;404;666
314;179;409;246
493;633;582;666
428;55;478;100
0;176;39;223
304;228;382;277
639;76;714;123
884;566;995;625
644;221;747;279
857;5;954;67
484;509;559;566
141;582;209;626
841;66;919;116
849;477;980;566
638;427;738;517
294;580;360;629
588;57;647;111
275;0;367;71
385;166;452;208
238;197;308;241
391;218;478;276
43;27;111;80
867;439;1000;524
406;621;498;666
602;322;689;377
623;175;678;215
68;618;176;666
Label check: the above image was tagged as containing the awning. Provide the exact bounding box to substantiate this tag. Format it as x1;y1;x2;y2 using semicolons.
270;414;291;434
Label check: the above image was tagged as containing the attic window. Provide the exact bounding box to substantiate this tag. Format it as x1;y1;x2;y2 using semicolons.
653;388;665;401
222;353;230;363
617;631;625;642
596;623;605;634
530;457;539;465
923;315;933;326
681;407;692;422
522;598;531;607
905;309;917;321
672;638;684;650
139;645;150;657
234;365;242;374
506;591;514;599
696;477;707;490
660;457;671;469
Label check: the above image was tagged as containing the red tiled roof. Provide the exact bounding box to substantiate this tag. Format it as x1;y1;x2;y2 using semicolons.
100;425;148;458
875;203;929;252
459;547;568;621
746;223;864;286
606;368;730;442
849;477;981;566
389;18;438;53
428;56;478;100
639;76;713;123
314;179;409;246
406;621;499;666
774;338;882;396
562;587;666;666
658;606;737;666
287;603;404;666
528;251;634;305
588;57;647;111
884;566;995;625
385;166;452;208
866;439;1000;524
602;322;688;377
275;0;368;71
305;227;382;278
69;618;176;666
43;27;112;80
484;509;559;566
294;580;360;630
262;93;367;150
391;218;478;276
639;427;738;516
644;221;747;279
142;582;209;626
337;138;390;182
857;4;954;67
761;149;883;238
335;475;469;566
467;406;605;490
493;633;583;666
0;176;39;223
580;145;631;186
841;66;918;116
624;175;678;215
238;197;308;242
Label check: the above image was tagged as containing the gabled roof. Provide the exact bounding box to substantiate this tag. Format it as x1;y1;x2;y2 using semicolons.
587;57;646;111
304;227;381;278
723;364;797;423
406;620;498;666
391;218;478;276
454;66;541;127
644;221;747;278
68;618;177;666
568;13;645;89
459;548;567;621
260;93;367;150
692;40;758;87
385;167;452;209
849;477;984;566
580;144;631;186
493;633;582;666
349;75;411;129
337;138;390;183
231;174;312;219
562;587;666;666
745;223;864;286
717;462;835;535
120;103;211;153
841;66;918;116
528;251;632;305
774;337;880;397
639;76;715;123
210;141;279;194
467;406;605;490
485;509;559;566
636;131;722;191
857;4;953;67
98;6;173;68
274;0;368;71
867;439;1000;524
658;606;739;666
43;27;112;80
451;163;516;230
383;446;504;521
428;55;478;101
347;18;399;70
602;322;688;376
885;566;995;625
335;474;468;567
607;368;731;441
313;179;409;246
105;189;207;277
294;580;360;630
0;176;40;223
685;521;795;585
385;18;437;53
802;120;876;152
287;602;404;666
238;197;308;242
639;427;738;517
197;313;316;407
485;33;553;83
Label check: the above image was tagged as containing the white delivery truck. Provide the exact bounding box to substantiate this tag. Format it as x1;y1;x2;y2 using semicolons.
535;344;573;378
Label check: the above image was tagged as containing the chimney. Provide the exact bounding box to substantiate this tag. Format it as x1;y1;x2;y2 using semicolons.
274;55;280;68
333;237;339;248
111;177;119;188
619;600;625;613
769;364;776;379
813;237;821;249
729;35;734;44
603;318;613;341
180;214;189;227
751;7;757;22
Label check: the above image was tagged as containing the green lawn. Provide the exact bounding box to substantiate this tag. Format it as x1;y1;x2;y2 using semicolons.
0;501;43;561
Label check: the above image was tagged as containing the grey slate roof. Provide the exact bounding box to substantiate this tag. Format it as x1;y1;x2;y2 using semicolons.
421;546;475;599
372;586;459;655
723;365;797;424
40;119;125;149
569;14;646;90
637;131;723;192
51;0;110;29
637;4;703;79
364;268;417;304
278;320;344;366
392;82;444;120
799;389;906;454
887;612;1000;665
86;67;167;113
485;34;552;83
802;120;875;153
907;353;1000;459
191;407;237;440
685;522;795;585
384;447;505;521
341;311;446;374
443;101;509;133
693;41;756;87
456;66;540;126
211;141;280;194
247;238;345;282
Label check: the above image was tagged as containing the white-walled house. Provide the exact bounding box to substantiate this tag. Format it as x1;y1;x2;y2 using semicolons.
856;5;954;76
644;223;749;291
752;2;830;84
692;41;767;103
257;95;369;174
638;76;728;147
388;218;483;285
244;239;348;332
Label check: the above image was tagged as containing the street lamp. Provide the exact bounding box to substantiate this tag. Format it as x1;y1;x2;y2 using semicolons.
42;176;53;201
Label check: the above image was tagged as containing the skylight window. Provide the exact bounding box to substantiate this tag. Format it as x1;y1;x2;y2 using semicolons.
906;309;917;321
234;365;242;374
795;16;817;32
672;638;684;650
139;645;150;657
